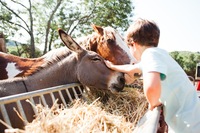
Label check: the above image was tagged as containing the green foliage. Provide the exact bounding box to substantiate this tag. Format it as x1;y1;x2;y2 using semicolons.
7;41;42;58
85;0;133;31
56;0;133;37
0;0;134;55
170;51;200;77
8;45;42;58
0;3;18;36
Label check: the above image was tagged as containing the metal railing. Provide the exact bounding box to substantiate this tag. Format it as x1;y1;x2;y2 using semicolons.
0;83;84;129
133;106;162;133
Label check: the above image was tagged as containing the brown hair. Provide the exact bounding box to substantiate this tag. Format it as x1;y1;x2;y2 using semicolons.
126;18;160;47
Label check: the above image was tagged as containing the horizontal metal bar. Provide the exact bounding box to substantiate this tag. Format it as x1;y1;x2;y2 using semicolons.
0;83;82;105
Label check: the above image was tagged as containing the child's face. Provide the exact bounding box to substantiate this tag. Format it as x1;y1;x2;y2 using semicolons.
126;36;141;63
128;42;141;62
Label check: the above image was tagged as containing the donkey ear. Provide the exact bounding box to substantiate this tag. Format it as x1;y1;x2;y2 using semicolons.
58;29;83;53
91;24;104;36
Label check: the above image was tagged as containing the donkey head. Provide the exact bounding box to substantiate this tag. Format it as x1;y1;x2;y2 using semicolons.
58;29;125;93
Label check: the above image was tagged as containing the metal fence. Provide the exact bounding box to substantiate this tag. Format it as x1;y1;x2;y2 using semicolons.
0;83;84;129
3;82;198;133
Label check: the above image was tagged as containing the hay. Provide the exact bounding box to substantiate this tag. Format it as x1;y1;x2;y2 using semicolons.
21;87;148;133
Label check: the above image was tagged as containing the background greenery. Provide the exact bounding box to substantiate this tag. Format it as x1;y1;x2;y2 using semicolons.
0;0;133;57
170;51;200;78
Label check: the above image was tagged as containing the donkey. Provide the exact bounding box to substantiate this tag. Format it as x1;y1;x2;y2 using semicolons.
0;29;125;131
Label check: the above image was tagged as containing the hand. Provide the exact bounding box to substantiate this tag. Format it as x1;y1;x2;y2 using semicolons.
148;101;162;111
104;60;113;69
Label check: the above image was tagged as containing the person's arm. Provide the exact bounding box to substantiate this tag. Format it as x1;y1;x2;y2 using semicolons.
104;60;142;84
143;72;162;110
104;60;141;74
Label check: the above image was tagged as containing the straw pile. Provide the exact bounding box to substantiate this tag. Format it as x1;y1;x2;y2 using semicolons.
21;87;148;133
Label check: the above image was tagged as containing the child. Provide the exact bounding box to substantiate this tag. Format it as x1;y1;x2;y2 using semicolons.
105;18;200;133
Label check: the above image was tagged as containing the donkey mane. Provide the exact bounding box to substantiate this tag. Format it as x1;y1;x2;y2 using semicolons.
17;48;72;77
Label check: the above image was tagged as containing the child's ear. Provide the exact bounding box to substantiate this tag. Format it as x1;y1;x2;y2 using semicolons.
133;42;138;48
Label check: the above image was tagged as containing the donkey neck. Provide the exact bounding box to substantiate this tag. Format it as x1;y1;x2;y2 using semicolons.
23;48;79;91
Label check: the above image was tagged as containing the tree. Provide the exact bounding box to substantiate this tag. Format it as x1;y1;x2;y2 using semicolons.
56;0;133;37
0;33;7;53
170;51;184;67
170;51;200;77
0;0;36;57
0;0;63;57
0;0;134;56
49;0;134;50
85;0;133;32
34;0;63;54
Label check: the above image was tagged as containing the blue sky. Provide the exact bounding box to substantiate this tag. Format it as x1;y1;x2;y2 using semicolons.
132;0;200;52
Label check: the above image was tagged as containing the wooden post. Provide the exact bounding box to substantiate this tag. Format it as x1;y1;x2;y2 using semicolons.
0;33;7;53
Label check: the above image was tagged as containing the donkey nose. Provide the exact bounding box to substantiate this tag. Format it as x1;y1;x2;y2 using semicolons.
118;75;125;85
110;74;125;93
115;75;125;92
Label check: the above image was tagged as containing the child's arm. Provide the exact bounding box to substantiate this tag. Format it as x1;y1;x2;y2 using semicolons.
143;72;162;110
104;60;142;84
104;60;141;74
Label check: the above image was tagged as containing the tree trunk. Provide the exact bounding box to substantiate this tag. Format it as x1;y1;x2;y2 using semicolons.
0;33;7;53
28;0;35;58
43;0;62;54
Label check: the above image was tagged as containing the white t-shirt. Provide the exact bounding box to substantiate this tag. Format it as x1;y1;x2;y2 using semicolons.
140;47;200;133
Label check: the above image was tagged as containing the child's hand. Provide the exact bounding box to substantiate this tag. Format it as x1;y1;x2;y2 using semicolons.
104;60;113;69
148;101;162;111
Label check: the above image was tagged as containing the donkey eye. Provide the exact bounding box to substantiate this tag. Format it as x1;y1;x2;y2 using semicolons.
92;56;101;62
107;39;115;44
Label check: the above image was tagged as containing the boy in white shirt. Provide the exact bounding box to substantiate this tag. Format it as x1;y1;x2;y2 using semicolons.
105;18;200;133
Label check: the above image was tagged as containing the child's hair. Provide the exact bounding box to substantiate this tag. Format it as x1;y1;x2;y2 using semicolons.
126;18;160;47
